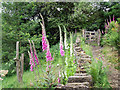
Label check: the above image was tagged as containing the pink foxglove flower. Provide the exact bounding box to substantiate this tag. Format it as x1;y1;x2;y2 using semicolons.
34;54;39;65
58;78;60;83
113;15;114;21
102;30;104;34
59;25;65;56
28;52;32;65
28;51;33;71
32;41;39;65
73;60;75;63
49;65;51;69
60;44;65;56
99;57;101;59
110;17;111;23
46;47;53;62
28;40;35;67
30;64;33;71
42;33;47;51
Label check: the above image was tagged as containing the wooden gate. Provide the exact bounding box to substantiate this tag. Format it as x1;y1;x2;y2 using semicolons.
82;29;101;46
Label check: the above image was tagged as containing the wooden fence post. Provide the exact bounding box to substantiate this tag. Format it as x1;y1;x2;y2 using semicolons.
82;29;85;38
14;41;24;82
97;29;101;46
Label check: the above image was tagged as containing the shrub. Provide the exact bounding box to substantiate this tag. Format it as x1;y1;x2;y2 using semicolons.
101;19;120;49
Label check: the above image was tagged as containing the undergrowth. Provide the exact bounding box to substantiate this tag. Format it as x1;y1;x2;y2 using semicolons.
78;34;111;88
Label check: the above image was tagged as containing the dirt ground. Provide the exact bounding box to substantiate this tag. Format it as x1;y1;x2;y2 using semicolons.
92;46;119;88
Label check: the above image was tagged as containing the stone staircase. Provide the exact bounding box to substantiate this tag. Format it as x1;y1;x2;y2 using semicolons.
56;37;92;90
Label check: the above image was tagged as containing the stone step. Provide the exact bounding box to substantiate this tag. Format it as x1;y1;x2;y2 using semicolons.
75;47;82;50
81;55;91;58
74;73;88;76
78;60;91;64
80;58;91;60
76;41;80;44
66;82;90;87
76;69;87;73
74;47;83;52
74;44;80;47
76;57;81;60
75;49;82;52
78;58;91;63
77;63;85;67
76;67;85;71
75;52;86;56
68;75;92;83
77;66;84;69
64;85;89;89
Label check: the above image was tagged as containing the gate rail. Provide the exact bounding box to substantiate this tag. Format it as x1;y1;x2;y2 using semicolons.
82;29;101;46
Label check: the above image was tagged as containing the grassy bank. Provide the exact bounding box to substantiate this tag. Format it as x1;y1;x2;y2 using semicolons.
101;45;119;70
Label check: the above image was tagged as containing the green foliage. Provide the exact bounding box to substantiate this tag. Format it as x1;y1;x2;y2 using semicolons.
117;18;120;24
2;60;16;76
2;1;120;79
101;20;119;49
85;57;111;88
2;2;75;76
80;36;93;57
65;54;76;78
37;64;60;88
